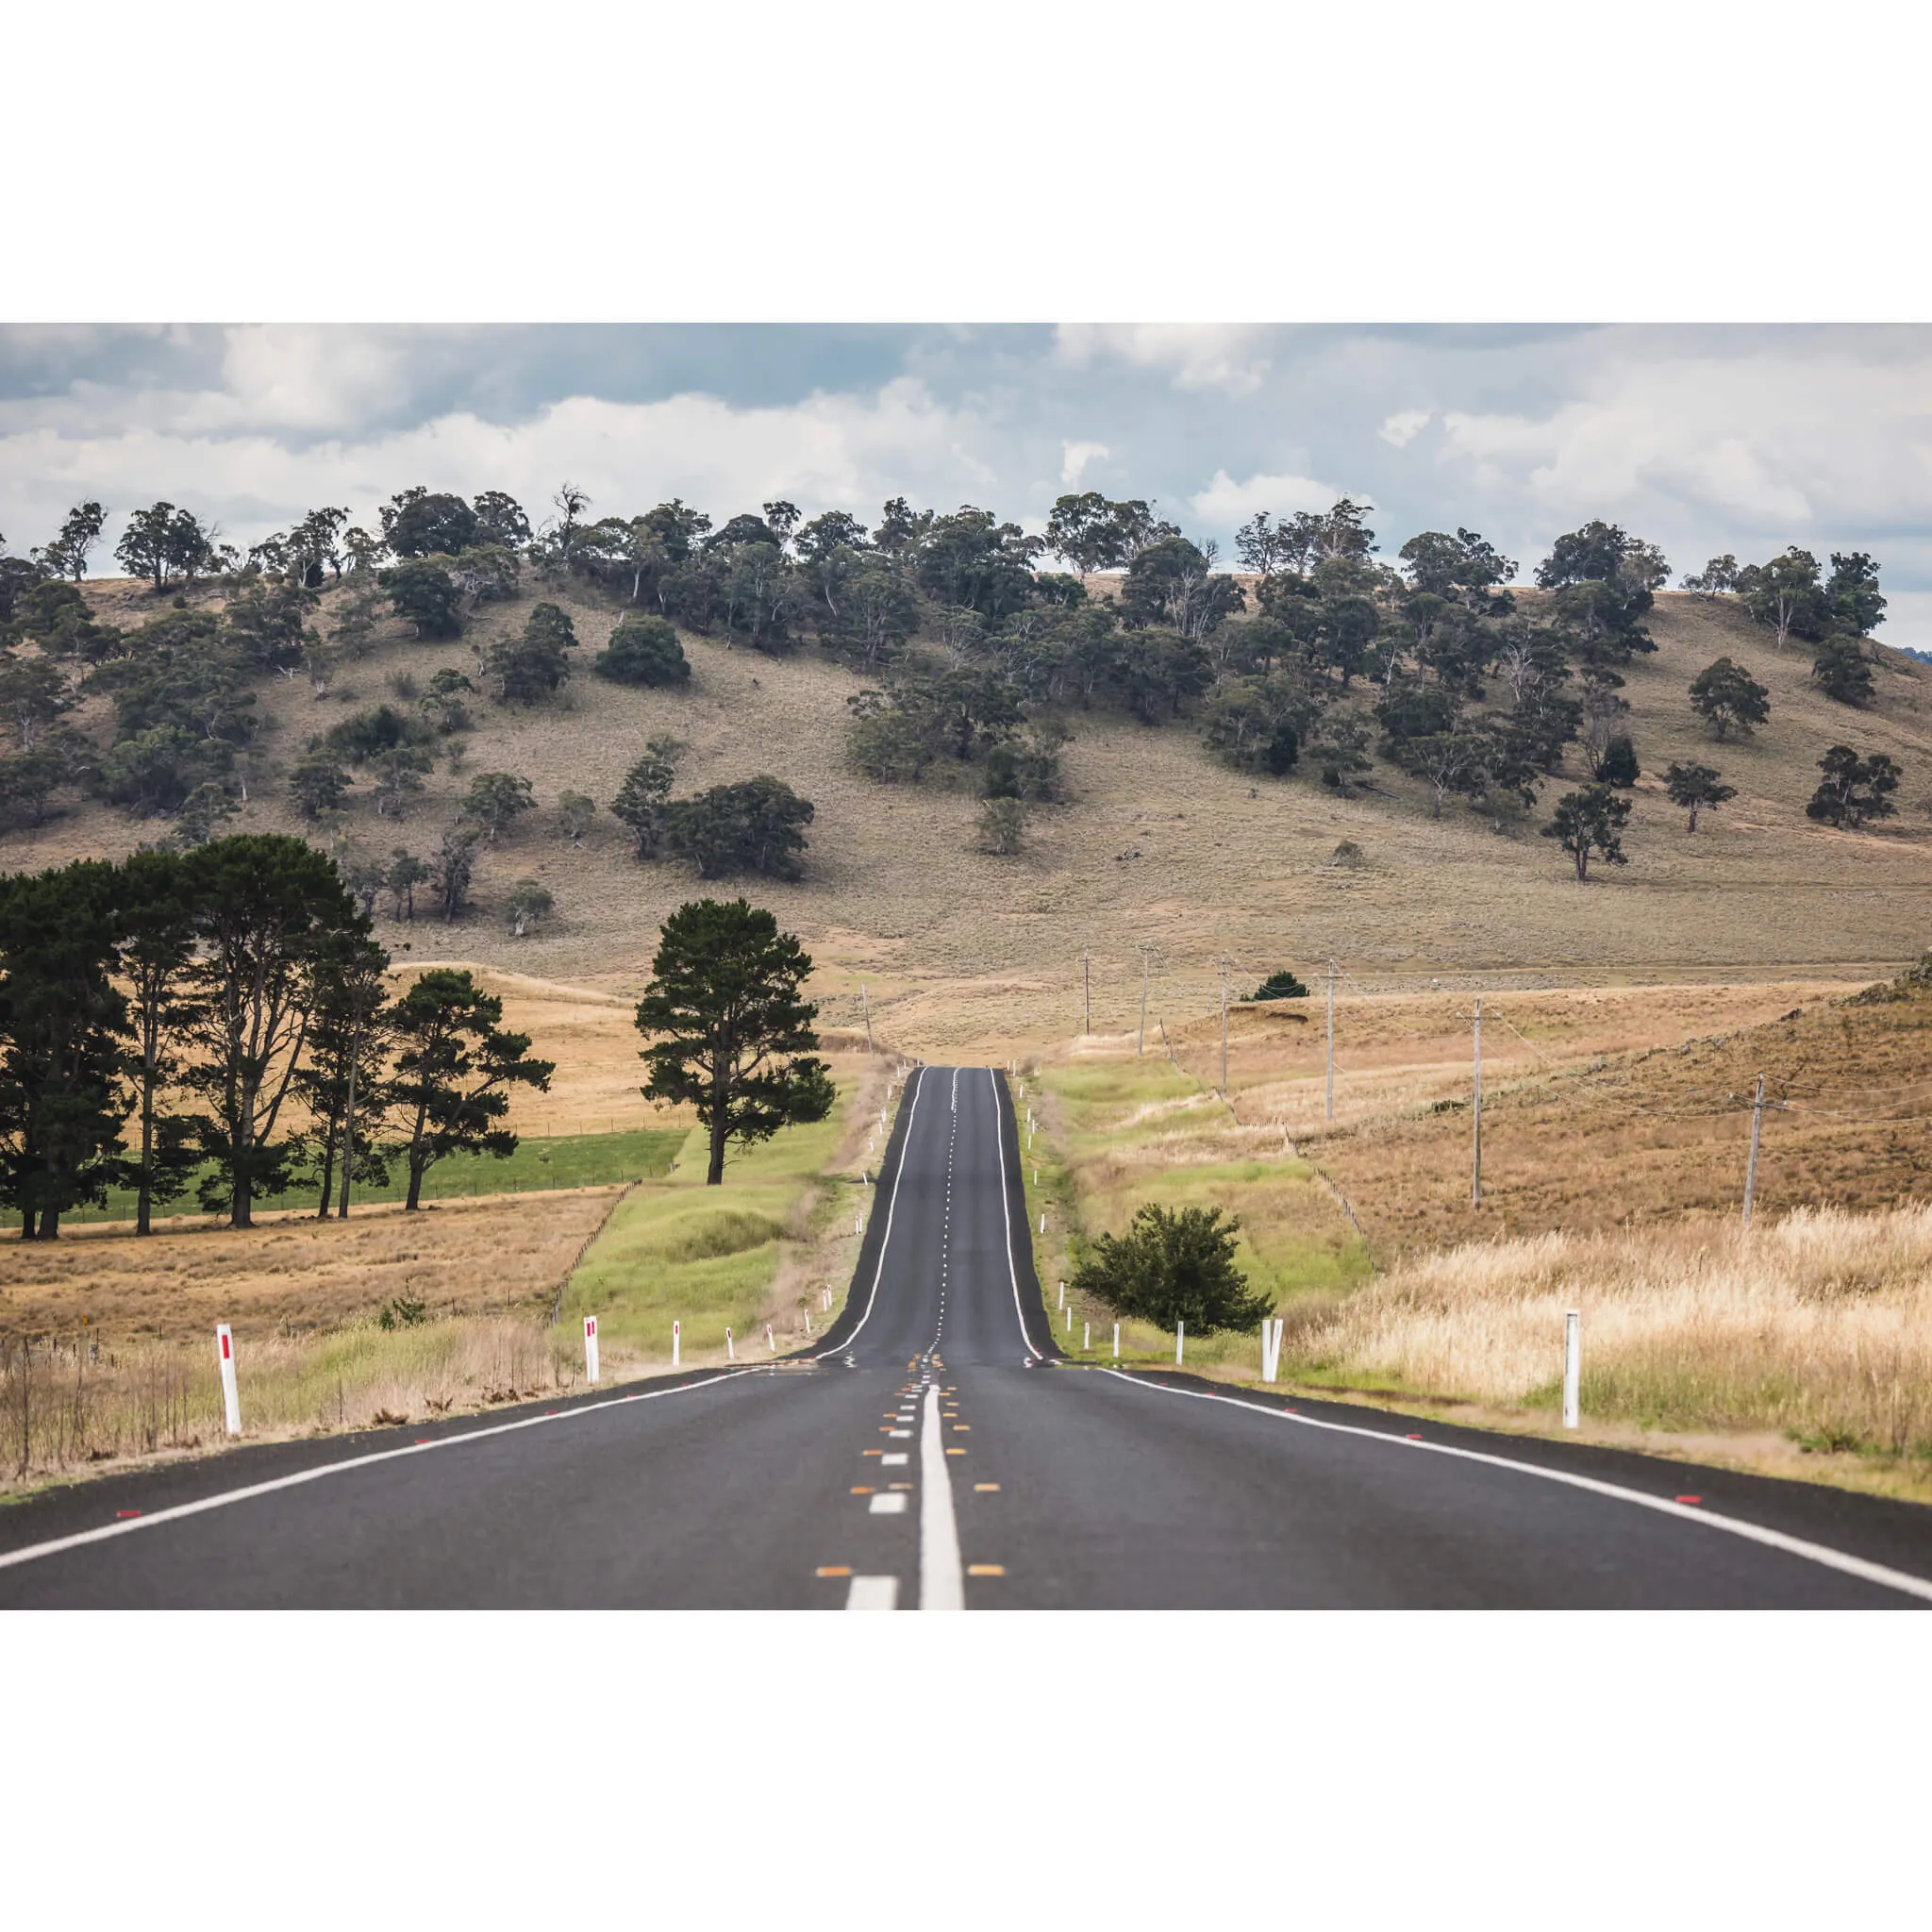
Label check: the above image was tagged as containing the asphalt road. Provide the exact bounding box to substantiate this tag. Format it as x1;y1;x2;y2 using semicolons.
4;1064;1931;1609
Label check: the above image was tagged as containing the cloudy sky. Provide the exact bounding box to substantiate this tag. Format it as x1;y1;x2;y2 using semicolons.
6;323;1932;645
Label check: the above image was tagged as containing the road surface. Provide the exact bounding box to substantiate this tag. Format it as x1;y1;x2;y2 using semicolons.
4;1064;1930;1608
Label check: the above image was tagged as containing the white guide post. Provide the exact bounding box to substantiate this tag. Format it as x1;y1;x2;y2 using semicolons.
1175;1321;1185;1366
1083;1322;1090;1352
1260;1317;1283;1384
1058;1279;1065;1308
672;1320;681;1369
804;1306;812;1335
725;1326;735;1361
766;1324;775;1354
1039;1211;1045;1235
1062;1305;1071;1334
855;1212;862;1236
215;1324;241;1437
1562;1310;1581;1429
583;1314;600;1384
1112;1323;1120;1359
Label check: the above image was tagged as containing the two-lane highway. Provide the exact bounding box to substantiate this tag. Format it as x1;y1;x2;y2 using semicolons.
4;1064;1931;1607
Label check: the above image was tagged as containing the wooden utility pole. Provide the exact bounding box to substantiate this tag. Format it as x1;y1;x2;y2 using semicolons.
1472;996;1483;1208
1082;951;1091;1037
1325;957;1336;1122
1220;953;1230;1095
1742;1072;1765;1225
1138;948;1149;1058
860;982;873;1055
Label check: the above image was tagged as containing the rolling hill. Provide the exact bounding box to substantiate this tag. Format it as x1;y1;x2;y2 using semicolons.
6;574;1929;1055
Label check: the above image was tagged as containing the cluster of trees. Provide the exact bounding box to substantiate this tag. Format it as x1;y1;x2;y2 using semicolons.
0;835;552;1239
609;738;813;881
2;484;1912;882
1682;547;1887;703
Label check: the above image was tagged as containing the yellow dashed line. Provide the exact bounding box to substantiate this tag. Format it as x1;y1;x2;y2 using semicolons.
974;1483;1000;1491
967;1565;1005;1577
863;1449;883;1457
816;1566;852;1578
851;1486;875;1495
945;1448;966;1457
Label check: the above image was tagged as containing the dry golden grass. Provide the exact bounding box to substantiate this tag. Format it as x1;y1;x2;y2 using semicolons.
9;577;1930;1057
1282;1207;1932;1474
0;1313;612;1490
0;1187;622;1342
1151;972;1932;1257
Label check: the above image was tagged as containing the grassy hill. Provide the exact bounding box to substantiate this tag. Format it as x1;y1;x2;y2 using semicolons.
8;574;1930;1055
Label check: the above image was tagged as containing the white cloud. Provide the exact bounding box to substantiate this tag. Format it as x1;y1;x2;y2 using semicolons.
1188;468;1342;528
1052;324;1273;396
1379;409;1430;447
0;376;994;558
1436;343;1932;538
1059;439;1108;486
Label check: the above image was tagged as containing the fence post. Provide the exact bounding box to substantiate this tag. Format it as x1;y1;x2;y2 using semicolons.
1562;1310;1581;1428
583;1315;600;1384
216;1324;241;1437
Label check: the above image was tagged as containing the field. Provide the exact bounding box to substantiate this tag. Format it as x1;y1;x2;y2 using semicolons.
8;576;1932;1056
0;1047;898;1492
1021;964;1932;1497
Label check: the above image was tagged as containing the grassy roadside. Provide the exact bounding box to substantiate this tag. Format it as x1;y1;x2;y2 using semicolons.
1013;1056;1369;1370
1017;1032;1932;1509
557;1058;909;1370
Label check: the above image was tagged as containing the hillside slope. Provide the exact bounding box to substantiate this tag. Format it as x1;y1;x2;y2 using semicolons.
6;578;1929;1052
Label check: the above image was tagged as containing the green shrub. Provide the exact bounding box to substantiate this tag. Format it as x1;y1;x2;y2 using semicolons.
1070;1203;1272;1334
595;616;691;687
1250;970;1309;1001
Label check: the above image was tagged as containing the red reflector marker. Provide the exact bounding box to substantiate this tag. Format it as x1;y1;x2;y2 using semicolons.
1676;1494;1703;1505
1405;1433;1423;1441
115;1509;142;1519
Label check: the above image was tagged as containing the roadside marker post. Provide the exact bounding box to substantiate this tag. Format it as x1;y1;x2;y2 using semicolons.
672;1320;681;1369
1058;1279;1064;1308
1175;1321;1185;1366
725;1326;735;1361
766;1324;775;1354
1039;1211;1045;1235
1083;1321;1090;1352
583;1315;600;1384
1261;1317;1284;1384
1112;1323;1120;1359
1562;1311;1581;1428
215;1324;241;1437
1063;1305;1071;1334
804;1307;812;1336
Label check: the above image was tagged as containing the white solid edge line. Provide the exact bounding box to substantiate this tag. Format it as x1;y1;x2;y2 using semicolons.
0;1367;761;1574
1095;1370;1932;1607
990;1068;1043;1361
809;1065;925;1360
919;1383;965;1610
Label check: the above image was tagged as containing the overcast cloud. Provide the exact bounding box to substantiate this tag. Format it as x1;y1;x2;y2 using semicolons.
5;324;1931;645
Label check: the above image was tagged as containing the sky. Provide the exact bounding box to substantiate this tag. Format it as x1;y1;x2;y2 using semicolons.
6;323;1932;646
